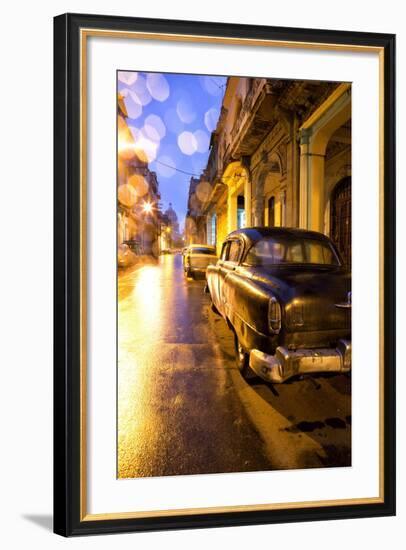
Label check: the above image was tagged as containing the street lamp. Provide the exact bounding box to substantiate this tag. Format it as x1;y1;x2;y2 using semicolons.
142;201;153;214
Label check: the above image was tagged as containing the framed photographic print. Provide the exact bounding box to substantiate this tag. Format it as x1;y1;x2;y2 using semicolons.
53;13;396;536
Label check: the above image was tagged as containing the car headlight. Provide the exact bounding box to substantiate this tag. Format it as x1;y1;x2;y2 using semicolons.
268;297;281;334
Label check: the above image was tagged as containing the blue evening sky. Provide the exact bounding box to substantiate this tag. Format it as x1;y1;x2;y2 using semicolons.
118;71;227;231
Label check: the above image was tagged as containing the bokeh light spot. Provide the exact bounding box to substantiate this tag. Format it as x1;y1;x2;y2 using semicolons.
195;181;212;202
118;117;137;161
144;114;166;141
128;174;149;197
130;75;152;107
146;73;170;102
176;99;196;124
199;76;224;96
177;131;197;155
142;124;160;143
118;71;138;86
123;92;143;119
129;126;159;163
118;184;137;207
136;139;158;163
204;107;220;132
193;129;210;153
189;193;200;211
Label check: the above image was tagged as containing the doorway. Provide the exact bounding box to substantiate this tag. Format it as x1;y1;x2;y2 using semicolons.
330;177;351;267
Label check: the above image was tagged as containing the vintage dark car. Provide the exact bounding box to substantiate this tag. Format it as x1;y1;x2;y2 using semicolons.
183;244;218;279
206;227;351;383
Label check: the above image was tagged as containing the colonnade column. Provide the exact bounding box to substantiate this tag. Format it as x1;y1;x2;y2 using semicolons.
299;128;326;232
244;176;252;227
252;196;264;226
227;190;238;234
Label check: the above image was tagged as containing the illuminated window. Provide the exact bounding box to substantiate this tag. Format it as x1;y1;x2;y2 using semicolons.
237;195;245;229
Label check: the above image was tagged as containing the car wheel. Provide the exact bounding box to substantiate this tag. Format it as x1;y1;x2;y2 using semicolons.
234;334;250;376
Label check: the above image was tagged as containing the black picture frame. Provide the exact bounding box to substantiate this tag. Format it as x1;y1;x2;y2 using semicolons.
54;12;396;537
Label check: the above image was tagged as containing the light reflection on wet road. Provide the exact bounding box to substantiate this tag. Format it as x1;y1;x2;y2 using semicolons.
118;253;273;478
118;253;351;479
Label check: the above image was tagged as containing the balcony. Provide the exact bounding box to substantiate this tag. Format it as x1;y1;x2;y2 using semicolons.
230;80;279;158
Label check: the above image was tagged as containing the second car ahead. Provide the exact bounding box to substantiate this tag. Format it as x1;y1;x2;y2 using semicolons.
183;244;218;279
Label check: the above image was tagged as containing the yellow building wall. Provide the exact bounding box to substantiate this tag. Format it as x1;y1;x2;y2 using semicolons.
263;174;283;227
264;198;282;227
215;205;228;254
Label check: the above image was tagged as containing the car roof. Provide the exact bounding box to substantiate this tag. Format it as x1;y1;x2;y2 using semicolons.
226;227;333;246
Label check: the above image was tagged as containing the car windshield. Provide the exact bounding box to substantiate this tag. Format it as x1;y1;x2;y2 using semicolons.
189;247;216;255
245;236;340;266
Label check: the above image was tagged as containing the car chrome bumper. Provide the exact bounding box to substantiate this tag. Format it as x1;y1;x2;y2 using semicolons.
249;339;351;383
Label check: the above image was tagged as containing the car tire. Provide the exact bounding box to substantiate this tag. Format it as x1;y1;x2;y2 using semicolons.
234;334;250;377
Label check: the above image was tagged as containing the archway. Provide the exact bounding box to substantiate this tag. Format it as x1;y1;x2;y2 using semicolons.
253;152;285;227
221;161;251;233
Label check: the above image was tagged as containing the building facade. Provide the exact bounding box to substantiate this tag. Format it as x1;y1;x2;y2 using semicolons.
162;203;183;249
117;93;162;256
185;177;208;245
186;77;351;266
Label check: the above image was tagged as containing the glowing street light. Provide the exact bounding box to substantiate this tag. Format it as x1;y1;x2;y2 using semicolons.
142;201;153;214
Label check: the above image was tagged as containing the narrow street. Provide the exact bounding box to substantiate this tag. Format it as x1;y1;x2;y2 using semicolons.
118;253;351;479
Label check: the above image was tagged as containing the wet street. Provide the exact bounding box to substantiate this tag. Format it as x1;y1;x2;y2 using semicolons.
118;253;351;479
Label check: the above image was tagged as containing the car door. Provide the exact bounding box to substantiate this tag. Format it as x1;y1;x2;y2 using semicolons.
211;240;229;314
218;238;243;317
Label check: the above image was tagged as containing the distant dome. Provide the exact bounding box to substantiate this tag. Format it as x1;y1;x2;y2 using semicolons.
165;203;178;223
